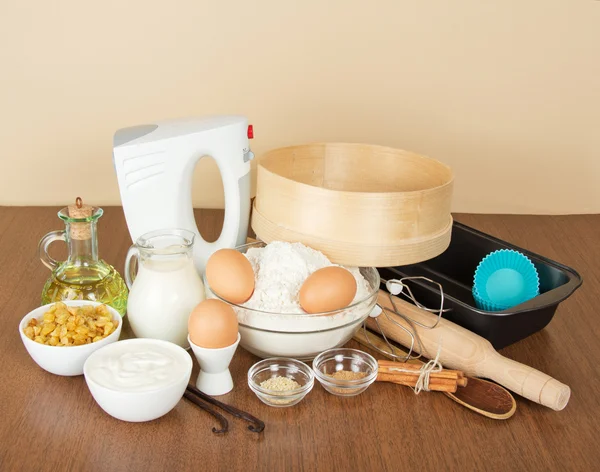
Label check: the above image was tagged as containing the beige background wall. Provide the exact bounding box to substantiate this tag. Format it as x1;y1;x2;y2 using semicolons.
1;0;598;214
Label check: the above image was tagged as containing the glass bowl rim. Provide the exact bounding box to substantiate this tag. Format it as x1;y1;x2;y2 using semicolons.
312;348;379;385
237;311;370;334
248;357;315;396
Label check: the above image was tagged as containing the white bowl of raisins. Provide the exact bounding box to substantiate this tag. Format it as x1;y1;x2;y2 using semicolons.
19;301;122;376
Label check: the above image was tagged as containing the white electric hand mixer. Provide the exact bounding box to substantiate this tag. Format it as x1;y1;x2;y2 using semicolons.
112;115;254;273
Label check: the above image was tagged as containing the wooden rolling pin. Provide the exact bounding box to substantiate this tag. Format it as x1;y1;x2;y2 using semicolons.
367;291;571;411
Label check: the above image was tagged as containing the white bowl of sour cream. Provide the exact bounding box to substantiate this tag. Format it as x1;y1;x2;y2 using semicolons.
83;338;192;422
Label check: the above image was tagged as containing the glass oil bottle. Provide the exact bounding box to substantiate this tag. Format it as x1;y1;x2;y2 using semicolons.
39;198;128;316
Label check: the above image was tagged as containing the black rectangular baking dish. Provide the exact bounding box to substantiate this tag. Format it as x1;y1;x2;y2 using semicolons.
378;221;582;349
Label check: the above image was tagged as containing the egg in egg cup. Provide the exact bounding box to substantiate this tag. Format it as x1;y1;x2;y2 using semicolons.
188;299;241;395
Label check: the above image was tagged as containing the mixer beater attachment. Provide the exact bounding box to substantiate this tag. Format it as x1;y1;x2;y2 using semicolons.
362;277;451;362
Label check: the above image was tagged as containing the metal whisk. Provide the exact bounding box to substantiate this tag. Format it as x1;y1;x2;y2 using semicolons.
362;276;451;362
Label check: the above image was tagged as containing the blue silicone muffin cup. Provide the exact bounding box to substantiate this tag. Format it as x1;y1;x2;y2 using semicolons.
472;288;511;312
473;249;540;311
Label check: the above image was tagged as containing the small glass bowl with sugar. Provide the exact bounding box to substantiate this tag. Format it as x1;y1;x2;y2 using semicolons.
248;358;314;407
312;348;378;397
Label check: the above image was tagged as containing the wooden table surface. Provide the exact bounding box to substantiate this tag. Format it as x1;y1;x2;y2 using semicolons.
1;207;599;472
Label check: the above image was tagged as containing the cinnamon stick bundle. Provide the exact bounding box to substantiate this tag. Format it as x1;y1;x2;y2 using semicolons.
376;360;468;393
378;361;465;379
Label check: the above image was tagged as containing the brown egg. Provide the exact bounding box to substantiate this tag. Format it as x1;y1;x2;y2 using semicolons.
205;249;255;304
188;299;239;348
299;266;357;314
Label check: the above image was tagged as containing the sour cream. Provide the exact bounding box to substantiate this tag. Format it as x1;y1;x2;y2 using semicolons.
84;339;192;393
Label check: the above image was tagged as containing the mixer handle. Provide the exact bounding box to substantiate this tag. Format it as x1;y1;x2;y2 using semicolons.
217;171;248;247
194;171;250;271
124;246;139;289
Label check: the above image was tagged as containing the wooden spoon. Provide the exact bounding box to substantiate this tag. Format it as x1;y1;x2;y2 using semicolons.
353;328;517;420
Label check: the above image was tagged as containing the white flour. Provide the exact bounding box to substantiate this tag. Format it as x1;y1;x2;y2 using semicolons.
243;241;369;314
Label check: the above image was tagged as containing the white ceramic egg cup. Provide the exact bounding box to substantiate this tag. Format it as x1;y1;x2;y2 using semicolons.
188;333;240;396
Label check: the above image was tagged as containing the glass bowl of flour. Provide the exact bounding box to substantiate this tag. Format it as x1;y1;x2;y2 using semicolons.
204;241;380;360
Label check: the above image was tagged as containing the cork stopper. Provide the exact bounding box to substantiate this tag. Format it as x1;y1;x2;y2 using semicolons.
67;197;94;240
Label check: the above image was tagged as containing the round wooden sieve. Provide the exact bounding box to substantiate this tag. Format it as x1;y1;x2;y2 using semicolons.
251;143;454;267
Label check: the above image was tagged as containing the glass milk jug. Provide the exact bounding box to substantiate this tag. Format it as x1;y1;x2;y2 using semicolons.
125;229;205;348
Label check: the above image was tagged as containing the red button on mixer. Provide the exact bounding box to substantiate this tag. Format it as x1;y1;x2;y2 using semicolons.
247;125;254;139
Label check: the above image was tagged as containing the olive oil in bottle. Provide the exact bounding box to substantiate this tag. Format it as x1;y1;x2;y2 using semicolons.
39;199;128;316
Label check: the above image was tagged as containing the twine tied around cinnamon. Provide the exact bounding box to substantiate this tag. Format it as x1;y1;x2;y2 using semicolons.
382;339;443;394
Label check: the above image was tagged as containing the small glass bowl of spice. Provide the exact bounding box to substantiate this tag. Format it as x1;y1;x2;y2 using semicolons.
248;357;314;407
312;348;378;397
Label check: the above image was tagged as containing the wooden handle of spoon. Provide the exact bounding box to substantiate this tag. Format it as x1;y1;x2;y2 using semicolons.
369;291;570;411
